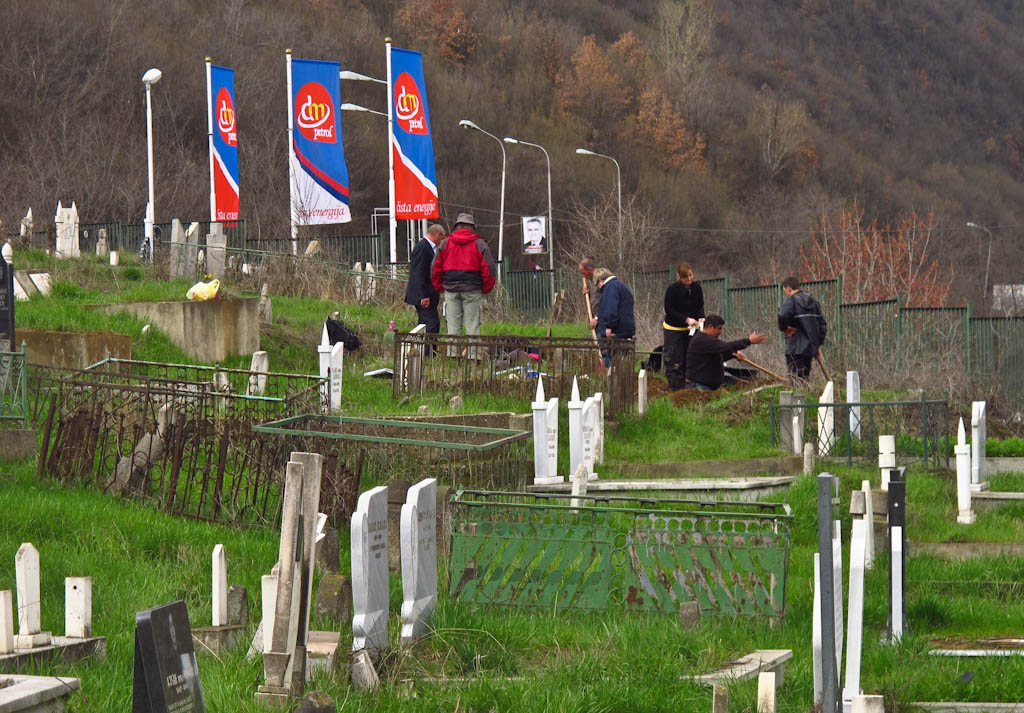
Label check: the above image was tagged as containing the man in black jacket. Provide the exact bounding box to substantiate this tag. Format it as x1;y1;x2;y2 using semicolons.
405;224;445;341
685;315;766;390
777;276;828;380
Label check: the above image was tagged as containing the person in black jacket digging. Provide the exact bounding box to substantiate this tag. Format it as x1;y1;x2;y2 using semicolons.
777;276;828;380
685;314;766;390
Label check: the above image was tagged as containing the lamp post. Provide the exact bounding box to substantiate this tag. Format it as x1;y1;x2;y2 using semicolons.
967;221;994;301
458;120;506;269
504;137;554;273
575;148;622;264
341;103;388;117
142;67;162;262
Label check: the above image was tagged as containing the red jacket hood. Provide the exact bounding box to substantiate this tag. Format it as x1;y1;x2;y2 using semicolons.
448;227;482;245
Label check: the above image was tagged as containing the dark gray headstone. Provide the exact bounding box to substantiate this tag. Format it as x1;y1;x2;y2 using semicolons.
133;600;206;713
817;473;840;713
0;259;15;351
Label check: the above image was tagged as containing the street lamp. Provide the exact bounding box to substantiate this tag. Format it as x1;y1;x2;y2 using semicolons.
141;67;162;262
575;148;622;264
458;120;506;267
504;137;554;272
967;221;995;301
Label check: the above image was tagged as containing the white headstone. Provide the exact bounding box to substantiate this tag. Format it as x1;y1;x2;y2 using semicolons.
878;435;896;491
568;377;587;479
971;401;987;491
303;240;321;257
19;208;33;241
329;343;344;412
861;481;875;569
65;577;92;638
260;574;277;654
352;263;364;302
28;272;51;297
212;544;228;627
846;371;861;439
110;250;119;266
756;671;776;713
169;219;187;279
638;369;648;415
95;229;109;258
54;200;80;258
890;525;904;642
852;694;885;713
593;392;605;464
842;519;867;704
400;478;437;644
0;590;14;654
206;223;227;277
351;485;388;652
265;462;303;688
570;463;589;509
793;413;804;455
259;284;273;324
185;222;200;273
956;420;974;524
14;542;51;648
364;263;377;300
817;381;835;456
318;323;332;413
532;377;562;485
581;396;598;478
812;553;822;704
832;521;843;679
246;351;269;397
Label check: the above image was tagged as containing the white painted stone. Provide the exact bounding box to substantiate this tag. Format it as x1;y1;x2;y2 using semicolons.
956;440;975;525
14;543;50;648
532;377;561;485
400;478;437;644
329;343;344;413
318;323;332;413
1;243;12;264
364;263;377;300
793;413;804;455
852;694;885;713
351;485;388;652
212;544;228;627
638;369;648;415
812;554;822;705
570;463;589;509
757;671;776;713
12;279;29;302
54;200;80;258
258;284;273;324
846;371;862;439
972;401;987;491
843;519;867;704
861;481;875;569
890;525;904;642
804;442;815;475
832;521;844;679
64;577;91;638
304;239;321;257
817;381;835;456
206;223;227;278
352;263;364;302
109;250;119;266
19;207;33;240
581;396;598;477
95;229;109;258
259;574;278;655
169;218;187;279
593;392;605;464
246;351;269;397
568;377;587;479
879;435;896;491
0;590;13;654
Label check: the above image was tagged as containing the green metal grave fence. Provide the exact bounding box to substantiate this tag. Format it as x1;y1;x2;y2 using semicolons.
450;490;792;619
0;342;28;429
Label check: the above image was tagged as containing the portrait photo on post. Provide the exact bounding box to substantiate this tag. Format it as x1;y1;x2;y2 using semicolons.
522;215;547;254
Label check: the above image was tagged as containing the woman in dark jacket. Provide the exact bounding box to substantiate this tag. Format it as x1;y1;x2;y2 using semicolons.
662;262;705;391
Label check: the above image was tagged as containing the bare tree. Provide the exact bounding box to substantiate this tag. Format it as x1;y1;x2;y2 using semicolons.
652;0;718;121
750;84;813;182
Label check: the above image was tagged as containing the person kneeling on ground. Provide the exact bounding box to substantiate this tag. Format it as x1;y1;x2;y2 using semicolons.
684;314;766;391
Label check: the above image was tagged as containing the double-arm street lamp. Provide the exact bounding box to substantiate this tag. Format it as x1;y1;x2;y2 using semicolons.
458;120;506;267
575;148;622;263
504;137;554;272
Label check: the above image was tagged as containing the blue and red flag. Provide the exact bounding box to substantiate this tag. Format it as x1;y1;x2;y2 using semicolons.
388;47;438;219
288;57;351;225
207;64;239;221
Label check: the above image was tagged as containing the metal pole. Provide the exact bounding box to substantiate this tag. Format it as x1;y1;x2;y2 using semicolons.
817;473;840;713
144;80;156;258
285;50;298;255
205;58;216;223
498;142;506;267
386;38;398;269
613;156;622;265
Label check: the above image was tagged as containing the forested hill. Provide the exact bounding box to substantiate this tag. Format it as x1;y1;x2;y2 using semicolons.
1;0;1021;298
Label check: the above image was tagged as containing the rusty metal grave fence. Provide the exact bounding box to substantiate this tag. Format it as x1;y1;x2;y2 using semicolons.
252;414;530;493
393;333;635;417
449;490;792;619
36;360;328;526
769;394;951;467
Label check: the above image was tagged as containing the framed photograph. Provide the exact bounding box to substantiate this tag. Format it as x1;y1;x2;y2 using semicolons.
522;216;547;255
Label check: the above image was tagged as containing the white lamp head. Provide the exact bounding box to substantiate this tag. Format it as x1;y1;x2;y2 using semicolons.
576;148;596;156
458;119;478;130
142;68;162;85
503;137;519;144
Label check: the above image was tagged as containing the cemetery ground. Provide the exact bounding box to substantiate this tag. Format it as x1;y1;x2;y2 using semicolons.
3;254;1024;711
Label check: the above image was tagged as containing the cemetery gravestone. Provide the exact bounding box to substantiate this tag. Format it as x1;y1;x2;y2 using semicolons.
169;219;187;279
816;474;840;713
638;369;647;415
778;391;805;455
329;343;344;412
318;323;331;412
817;381;835;456
246;351;269;397
400;478;437;644
65;577;92;638
14;543;50;649
95;229;109;258
842;519;867;705
133;600;206;713
568;377;586;478
212;546;227;627
351;486;388;653
846;371;861;439
878;435;896;491
971;401;987;491
531;377;561;485
955;418;975;524
593;392;604;464
206;223;227;278
0;590;13;654
54;201;80;259
0;258;16;352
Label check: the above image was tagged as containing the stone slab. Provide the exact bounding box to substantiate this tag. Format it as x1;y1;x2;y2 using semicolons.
606;457;803;478
17;329;131;370
910;541;1024;560
0;431;37;462
0;674;81;712
688;649;793;686
191;625;246;655
914;705;1024;713
529;476;797;498
0;637;106;672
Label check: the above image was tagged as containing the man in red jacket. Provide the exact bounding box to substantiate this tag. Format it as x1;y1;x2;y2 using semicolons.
430;213;497;356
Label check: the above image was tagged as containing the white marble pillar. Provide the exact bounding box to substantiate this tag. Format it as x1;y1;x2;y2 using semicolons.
890;525;904;643
329;343;344;412
832;521;844;679
593;392;605;464
14;543;51;648
846;371;861;439
531;377;561;485
842;519;867;705
861;481;875;569
956;418;974;524
812;553;822;705
0;590;14;654
568;377;586;478
65;577;92;638
878;435;896;491
638;369;648;415
212;544;228;626
318;323;332;413
971;401;987;492
400;479;437;644
817;381;835;456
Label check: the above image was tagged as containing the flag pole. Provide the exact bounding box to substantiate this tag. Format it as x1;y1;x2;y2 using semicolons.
205;58;216;223
385;37;397;276
285;49;298;255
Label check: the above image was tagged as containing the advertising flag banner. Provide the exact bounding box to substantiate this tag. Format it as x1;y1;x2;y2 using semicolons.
289;57;351;225
389;47;438;220
208;64;239;221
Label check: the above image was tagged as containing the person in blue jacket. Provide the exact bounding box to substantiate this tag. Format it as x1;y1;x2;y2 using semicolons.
589;267;635;368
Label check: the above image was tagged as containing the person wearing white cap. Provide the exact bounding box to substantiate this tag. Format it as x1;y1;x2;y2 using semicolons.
430;213;497;355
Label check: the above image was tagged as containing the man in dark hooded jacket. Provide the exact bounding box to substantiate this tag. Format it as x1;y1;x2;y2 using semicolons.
777;276;828;379
431;213;497;351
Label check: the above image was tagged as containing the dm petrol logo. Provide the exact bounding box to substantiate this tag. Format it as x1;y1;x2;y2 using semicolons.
296;82;336;143
216;88;237;146
394;73;427;135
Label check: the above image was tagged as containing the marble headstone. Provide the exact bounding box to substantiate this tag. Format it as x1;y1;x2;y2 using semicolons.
846;371;861;439
351;486;388;652
14;542;51;648
400;478;437;644
531;377;561;485
971;401;987;491
817;381;835;457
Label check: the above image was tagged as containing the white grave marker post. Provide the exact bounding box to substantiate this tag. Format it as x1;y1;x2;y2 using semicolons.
329;342;344;412
878;435;896;491
531;377;562;485
842;518;867;705
846;371;861;439
351;485;389;652
264;462;304;689
832;521;844;679
971;401;987;491
890;525;904;642
581;396;598;479
260;574;277;654
212;544;228;627
318;324;331;413
65;577;92;638
812;554;822;705
956;418;975;524
593;392;605;464
400;478;437;645
352;263;364;302
817;381;835;456
292;452;323;675
568;377;586;478
756;671;776;713
365;263;377;300
14;542;50;648
861;480;875;569
570;463;589;510
637;369;648;415
247;351;269;397
0;590;12;654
